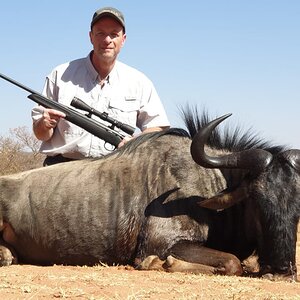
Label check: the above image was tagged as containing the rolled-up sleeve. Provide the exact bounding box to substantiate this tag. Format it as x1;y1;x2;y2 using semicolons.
31;106;45;122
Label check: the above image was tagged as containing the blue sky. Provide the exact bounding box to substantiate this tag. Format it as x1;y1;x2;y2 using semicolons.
1;1;299;148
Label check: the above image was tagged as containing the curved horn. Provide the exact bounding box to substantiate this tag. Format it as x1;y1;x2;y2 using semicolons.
281;149;300;172
198;185;249;210
190;114;273;173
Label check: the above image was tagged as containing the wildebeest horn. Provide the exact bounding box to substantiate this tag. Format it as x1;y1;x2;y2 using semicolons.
190;114;273;173
281;149;300;172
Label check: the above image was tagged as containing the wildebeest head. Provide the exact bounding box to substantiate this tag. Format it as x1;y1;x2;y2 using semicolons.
190;113;300;279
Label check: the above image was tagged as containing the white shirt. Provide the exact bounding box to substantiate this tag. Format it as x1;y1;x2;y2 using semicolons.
32;53;170;158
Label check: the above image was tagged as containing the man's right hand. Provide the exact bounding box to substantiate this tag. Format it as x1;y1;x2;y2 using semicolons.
41;108;66;129
33;108;66;141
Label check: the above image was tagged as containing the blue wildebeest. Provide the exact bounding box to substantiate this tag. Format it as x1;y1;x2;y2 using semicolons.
0;109;299;281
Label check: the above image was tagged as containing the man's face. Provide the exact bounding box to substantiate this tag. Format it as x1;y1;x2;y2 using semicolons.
90;17;126;63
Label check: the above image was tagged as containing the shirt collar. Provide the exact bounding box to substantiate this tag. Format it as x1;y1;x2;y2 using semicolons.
86;51;118;86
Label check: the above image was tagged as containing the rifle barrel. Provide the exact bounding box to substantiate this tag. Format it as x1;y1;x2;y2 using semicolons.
0;72;38;94
0;72;124;147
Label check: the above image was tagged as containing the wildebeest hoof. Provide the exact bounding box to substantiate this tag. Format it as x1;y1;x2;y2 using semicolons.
137;255;165;271
163;255;187;273
212;266;226;275
0;245;15;266
163;255;175;270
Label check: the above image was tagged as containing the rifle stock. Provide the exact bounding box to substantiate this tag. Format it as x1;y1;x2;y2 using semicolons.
0;72;126;147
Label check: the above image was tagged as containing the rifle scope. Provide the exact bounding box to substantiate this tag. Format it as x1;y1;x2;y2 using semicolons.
71;97;135;135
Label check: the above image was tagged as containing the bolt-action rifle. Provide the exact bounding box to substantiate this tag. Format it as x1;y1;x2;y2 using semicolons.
0;73;135;148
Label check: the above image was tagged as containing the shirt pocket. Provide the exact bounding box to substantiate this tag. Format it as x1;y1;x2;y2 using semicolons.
109;96;140;112
108;97;140;129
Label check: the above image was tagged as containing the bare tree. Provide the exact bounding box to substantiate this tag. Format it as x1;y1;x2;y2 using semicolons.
9;126;41;156
0;126;45;175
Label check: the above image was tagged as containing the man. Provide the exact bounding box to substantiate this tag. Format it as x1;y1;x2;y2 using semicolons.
32;7;170;166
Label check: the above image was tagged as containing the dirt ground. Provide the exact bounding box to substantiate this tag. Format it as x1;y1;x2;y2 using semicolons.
0;226;299;299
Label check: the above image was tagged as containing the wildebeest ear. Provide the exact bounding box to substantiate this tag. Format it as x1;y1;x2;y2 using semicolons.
281;150;300;172
197;186;249;210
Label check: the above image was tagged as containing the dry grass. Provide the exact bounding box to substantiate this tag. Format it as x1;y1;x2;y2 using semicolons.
0;227;299;299
0;264;299;300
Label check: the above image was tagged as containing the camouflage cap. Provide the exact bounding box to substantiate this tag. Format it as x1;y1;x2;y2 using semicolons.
91;7;125;32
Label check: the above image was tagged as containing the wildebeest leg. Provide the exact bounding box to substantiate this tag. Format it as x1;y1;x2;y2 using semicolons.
138;242;243;276
164;255;224;275
0;221;18;266
0;238;18;266
167;241;243;276
138;254;219;275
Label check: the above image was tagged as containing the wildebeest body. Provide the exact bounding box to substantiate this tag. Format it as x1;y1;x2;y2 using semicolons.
0;134;222;266
0;112;299;280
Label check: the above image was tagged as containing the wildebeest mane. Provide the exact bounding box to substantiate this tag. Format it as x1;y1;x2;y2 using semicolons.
114;127;189;156
115;106;285;156
180;106;286;155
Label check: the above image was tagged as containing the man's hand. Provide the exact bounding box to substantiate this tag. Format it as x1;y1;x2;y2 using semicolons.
33;108;66;141
41;109;66;129
118;136;133;148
